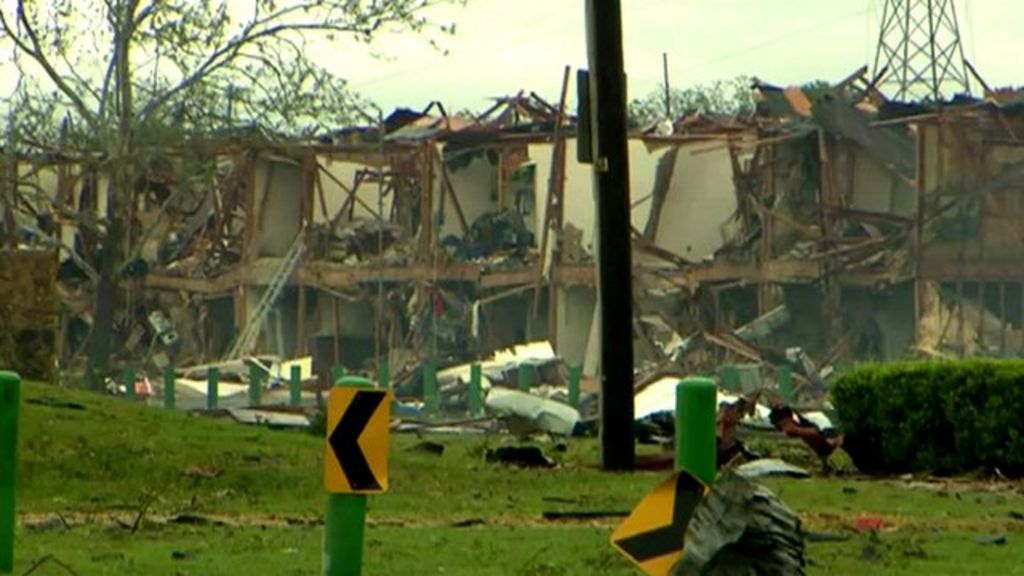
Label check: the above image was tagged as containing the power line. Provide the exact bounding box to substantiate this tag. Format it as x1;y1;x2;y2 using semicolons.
629;6;869;89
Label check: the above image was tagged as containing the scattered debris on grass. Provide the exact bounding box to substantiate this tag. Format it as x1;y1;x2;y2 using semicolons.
485;445;556;468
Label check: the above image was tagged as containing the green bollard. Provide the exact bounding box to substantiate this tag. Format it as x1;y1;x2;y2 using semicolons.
290;365;303;408
332;365;346;386
468;363;483;417
164;365;176;410
207;367;220;410
377;360;390;390
517;363;532;392
675;377;718;486
0;372;20;573
123;367;136;400
720;365;740;393
423;362;438;416
568;365;582;407
778;364;794;403
249;364;262;407
323;375;375;576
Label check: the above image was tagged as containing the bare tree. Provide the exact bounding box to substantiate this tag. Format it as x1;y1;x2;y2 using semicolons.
0;0;462;386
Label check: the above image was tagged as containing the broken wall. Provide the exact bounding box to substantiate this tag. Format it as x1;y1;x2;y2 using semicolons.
833;141;916;217
531;138;664;258
317;155;387;224
555;285;595;367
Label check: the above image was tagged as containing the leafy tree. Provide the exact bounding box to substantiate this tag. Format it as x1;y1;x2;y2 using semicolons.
628;76;756;128
0;0;461;386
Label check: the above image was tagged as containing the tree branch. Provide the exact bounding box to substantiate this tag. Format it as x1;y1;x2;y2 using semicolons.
1;1;99;129
137;0;427;122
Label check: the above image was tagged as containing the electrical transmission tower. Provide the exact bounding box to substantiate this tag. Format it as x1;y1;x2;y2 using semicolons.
873;0;971;102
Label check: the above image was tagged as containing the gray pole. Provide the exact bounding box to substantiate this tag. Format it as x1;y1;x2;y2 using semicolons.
584;0;635;470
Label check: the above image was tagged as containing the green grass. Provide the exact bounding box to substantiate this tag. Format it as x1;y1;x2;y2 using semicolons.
12;381;1024;574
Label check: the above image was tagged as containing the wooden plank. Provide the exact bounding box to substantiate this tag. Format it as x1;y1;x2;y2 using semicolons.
419;145;434;255
297;284;307;357
533;65;572;318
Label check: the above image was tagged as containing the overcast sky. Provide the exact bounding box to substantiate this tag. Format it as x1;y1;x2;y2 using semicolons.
320;0;1021;112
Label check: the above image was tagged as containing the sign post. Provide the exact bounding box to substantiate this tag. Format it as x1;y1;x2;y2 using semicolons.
517;364;531;392
207;367;219;410
675;377;717;485
290;365;302;407
778;365;794;402
611;378;717;574
568;365;582;407
0;371;21;574
323;376;392;576
468;363;483;417
422;363;438;416
124;367;136;400
611;470;709;575
248;364;262;407
164;365;176;409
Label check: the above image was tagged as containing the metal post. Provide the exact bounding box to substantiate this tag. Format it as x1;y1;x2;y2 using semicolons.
123;367;136;400
585;0;636;470
675;377;717;486
290;365;302;407
377;360;390;390
568;365;582;407
0;371;20;573
778;365;793;403
468;363;483;416
423;362;438;416
163;365;175;410
720;365;741;393
207;367;220;410
323;376;373;576
249;364;262;407
517;364;531;392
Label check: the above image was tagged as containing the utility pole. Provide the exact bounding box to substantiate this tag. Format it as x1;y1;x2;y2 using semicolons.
662;52;672;119
584;0;635;471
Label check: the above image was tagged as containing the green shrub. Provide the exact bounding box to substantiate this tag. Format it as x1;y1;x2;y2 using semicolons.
832;360;1024;476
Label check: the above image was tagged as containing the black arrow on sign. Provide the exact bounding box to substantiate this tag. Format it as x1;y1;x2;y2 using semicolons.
328;390;385;491
615;472;706;563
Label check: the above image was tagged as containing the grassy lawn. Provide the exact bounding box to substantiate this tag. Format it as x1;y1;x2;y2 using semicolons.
11;381;1024;574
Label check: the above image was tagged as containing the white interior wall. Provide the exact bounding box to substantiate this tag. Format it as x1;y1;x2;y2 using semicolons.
437;152;498;239
556;286;596;368
652;143;737;260
253;159;303;257
531;138;663;258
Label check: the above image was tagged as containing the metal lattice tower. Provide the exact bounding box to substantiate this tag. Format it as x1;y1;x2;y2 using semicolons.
873;0;971;103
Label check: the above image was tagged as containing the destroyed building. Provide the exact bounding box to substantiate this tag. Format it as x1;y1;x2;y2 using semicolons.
6;71;1024;387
